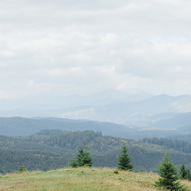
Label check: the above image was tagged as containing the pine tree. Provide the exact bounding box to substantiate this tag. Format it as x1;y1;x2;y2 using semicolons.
186;169;191;181
76;146;85;167
70;145;93;167
70;157;78;168
117;143;133;171
179;163;191;181
155;152;186;191
81;146;93;167
180;163;187;179
17;166;27;173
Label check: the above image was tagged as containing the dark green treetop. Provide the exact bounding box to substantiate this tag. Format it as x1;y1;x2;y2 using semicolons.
180;163;187;179
70;145;93;167
155;152;186;191
70;157;78;168
117;143;133;171
186;169;191;181
17;166;27;173
180;162;191;181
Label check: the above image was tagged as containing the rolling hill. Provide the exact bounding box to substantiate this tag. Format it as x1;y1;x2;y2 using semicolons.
1;130;191;173
2;168;191;191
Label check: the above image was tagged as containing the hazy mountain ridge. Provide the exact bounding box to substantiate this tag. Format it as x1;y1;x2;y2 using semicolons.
0;93;191;138
0;115;190;139
58;94;191;129
0;116;186;139
0;117;134;137
1;93;190;118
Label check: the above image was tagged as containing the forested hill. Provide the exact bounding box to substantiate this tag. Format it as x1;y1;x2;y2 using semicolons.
0;117;134;137
142;137;191;153
168;134;191;143
0;130;191;174
0;117;181;139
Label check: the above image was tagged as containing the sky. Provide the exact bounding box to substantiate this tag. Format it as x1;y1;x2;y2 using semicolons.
0;0;191;100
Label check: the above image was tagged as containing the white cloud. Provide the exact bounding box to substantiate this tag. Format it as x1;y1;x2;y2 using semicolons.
0;0;191;100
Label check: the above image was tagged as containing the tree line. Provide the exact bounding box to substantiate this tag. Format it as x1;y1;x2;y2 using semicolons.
70;144;190;191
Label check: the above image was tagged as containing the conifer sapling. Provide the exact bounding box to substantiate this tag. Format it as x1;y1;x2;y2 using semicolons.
155;152;186;191
70;145;93;167
180;163;187;180
117;143;133;171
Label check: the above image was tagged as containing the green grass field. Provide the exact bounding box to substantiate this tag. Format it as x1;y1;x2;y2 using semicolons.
0;168;191;191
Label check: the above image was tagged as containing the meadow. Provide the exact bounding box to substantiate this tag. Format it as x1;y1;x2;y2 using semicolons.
0;168;191;191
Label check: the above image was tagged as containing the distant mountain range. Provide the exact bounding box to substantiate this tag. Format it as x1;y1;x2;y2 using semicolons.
60;94;191;124
0;117;131;137
0;115;190;139
0;93;191;138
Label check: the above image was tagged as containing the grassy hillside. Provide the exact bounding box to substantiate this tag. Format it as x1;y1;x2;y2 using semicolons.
0;168;191;191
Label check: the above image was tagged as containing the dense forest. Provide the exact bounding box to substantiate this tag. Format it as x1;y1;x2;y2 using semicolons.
0;130;191;174
142;137;191;153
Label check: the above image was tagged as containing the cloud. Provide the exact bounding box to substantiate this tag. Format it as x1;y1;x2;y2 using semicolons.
0;0;191;99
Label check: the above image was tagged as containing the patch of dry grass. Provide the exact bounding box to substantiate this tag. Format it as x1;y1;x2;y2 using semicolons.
0;168;190;191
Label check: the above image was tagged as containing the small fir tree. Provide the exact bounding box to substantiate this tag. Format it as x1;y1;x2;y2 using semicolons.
80;146;93;167
155;152;186;191
70;145;93;168
186;169;191;181
70;157;78;168
179;163;191;181
117;143;133;171
17;166;27;173
180;163;187;179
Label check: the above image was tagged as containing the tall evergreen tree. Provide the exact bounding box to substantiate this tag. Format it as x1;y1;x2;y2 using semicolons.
70;145;93;167
155;152;186;191
117;143;133;171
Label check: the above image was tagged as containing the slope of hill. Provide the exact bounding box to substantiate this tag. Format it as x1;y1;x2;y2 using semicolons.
0;168;191;191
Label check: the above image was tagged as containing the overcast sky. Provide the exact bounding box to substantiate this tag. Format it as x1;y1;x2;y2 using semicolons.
0;0;191;99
